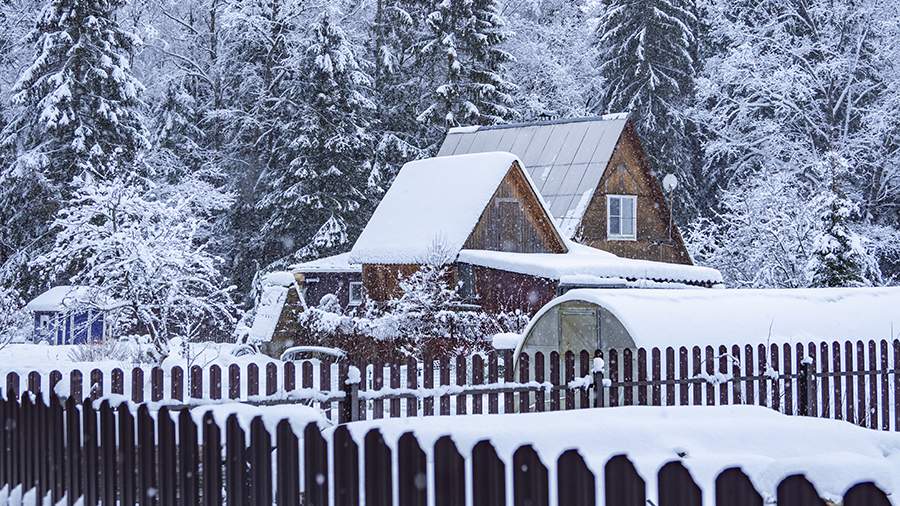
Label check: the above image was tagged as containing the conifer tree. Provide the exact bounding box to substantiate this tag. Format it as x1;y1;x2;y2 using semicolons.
807;156;882;287
594;0;696;178
259;12;375;263
0;0;150;292
418;0;516;142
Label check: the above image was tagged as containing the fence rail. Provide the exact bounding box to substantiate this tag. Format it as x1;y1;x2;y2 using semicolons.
3;338;900;429
0;393;891;506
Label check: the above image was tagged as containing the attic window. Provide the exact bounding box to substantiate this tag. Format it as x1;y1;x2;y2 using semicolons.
607;195;637;240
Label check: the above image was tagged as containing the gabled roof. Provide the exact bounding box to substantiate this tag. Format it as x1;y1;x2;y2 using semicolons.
438;114;630;237
349;152;563;264
25;285;115;312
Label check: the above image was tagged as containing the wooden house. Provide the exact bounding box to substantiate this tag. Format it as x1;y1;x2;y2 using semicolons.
25;286;109;344
346;152;720;315
438;114;692;264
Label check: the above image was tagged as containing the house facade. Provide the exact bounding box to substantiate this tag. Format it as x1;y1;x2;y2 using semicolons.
25;286;109;344
437;114;692;264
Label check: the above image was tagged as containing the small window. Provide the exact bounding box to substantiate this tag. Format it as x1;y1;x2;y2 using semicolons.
607;195;637;240
458;263;476;301
348;281;363;306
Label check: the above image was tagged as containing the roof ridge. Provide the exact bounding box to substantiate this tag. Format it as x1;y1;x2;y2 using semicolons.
447;112;630;134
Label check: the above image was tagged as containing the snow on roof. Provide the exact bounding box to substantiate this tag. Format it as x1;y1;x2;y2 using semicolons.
349;152;560;264
531;287;900;349
245;284;290;343
25;285;115;312
438;114;630;237
338;405;900;504
292;252;361;273
458;242;723;286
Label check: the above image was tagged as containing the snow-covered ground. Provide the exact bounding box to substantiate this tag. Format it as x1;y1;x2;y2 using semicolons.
335;405;900;506
0;341;273;374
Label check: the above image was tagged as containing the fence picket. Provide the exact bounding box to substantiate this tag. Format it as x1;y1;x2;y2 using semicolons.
151;367;163;402
276;421;299;506
136;405;155;506
513;445;548;506
373;360;384;419
434;436;465;506
473;354;485;414
456;355;467;415
604;455;645;505
623;348;634;406
203;412;223;506
601;350;612;408
715;468;762;506
398;432;426;506
869;341;879;430
390;362;401;417
319;359;332;420
503;350;515;414
118;403;136;506
249;417;271;506
284;361;295;392
705;346;715;406
157;407;177;506
424;356;435;416
406;357;417;417
535;352;546;412
744;345;754;406
650;348;661;406
757;344;768;409
171;366;184;401
334;425;360;506
131;368;143;403
833;342;843;420
692;347;702;406
472;441;505;506
178;409;199;504
558;450;595;506
304;422;328;506
111;368;124;396
440;356;451;416
845;341;856;424
225;415;247;506
719;345;729;405
549;351;560;411
783;344;793;415
364;430;392;506
265;362;277;397
519;354;530;413
666;347;676;406
229;364;241;400
209;364;222;400
658;461;701;506
880;341;889;431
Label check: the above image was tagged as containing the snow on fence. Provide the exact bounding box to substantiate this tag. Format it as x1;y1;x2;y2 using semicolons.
0;394;891;506
2;338;900;429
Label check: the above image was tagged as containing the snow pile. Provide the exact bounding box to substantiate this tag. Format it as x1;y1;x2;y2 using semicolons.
491;332;522;350
459;241;723;286
349;152;557;264
339;405;900;505
539;286;900;348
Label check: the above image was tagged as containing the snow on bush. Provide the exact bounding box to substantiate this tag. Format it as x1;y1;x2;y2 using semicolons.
293;244;529;362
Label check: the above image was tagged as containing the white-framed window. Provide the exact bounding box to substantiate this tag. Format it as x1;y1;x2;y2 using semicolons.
348;281;364;306
607;195;637;240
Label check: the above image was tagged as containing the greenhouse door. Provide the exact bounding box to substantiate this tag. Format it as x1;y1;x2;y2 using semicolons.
558;306;600;353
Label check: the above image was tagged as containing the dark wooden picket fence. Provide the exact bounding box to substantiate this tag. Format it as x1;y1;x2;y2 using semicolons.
0;392;891;506
4;337;900;429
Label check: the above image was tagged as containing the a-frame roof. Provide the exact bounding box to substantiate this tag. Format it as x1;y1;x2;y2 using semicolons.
437;114;629;237
349;152;564;264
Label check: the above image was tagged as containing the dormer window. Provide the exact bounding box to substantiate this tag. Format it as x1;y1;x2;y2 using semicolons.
607;195;637;240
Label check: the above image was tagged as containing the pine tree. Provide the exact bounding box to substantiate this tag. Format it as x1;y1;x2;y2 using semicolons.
418;0;516;143
594;0;697;179
370;0;431;185
259;12;375;263
807;156;882;287
0;0;150;293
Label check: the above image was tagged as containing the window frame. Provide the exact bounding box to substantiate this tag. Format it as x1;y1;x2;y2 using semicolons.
606;194;637;241
348;281;364;306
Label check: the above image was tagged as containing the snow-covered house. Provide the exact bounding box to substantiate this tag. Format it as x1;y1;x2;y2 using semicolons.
517;287;900;357
292;252;362;309
24;286;111;344
347;152;721;315
438;114;692;265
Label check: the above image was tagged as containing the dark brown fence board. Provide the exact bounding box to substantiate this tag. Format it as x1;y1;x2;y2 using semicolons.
549;351;560;411
209;364;222;400
579;350;590;408
472;441;505;506
605;455;645;506
228;364;241;400
845;341;856;424
265;362;277;397
869;341;878;430
202;412;222;506
658;461;701;506
503;350;515;414
283;361;295;392
513;445;548;506
623;348;634;406
651;347;662;406
398;432;426;506
303;422;328;506
833;341;843;420
705;346;715;406
715;468;763;506
373;360;384;419
743;345;754;406
456;355;468;415
364;430;393;506
424;357;435;416
605;350;616;408
691;347;702;406
783;344;793;414
770;344;780;412
390;362;401;417
171;366;184;401
334;425;359;506
535;352;546;412
406;357;418;417
247;363;259;398
518;353;530;413
880;340;889;431
225;415;247;506
557;450;595;506
666;347;676;406
819;342;830;419
719;345;729;405
440;356;451;416
757;344;768;409
191;365;203;399
434;436;465;506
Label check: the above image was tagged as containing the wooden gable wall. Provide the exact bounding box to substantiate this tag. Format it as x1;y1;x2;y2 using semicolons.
576;123;692;265
464;161;566;254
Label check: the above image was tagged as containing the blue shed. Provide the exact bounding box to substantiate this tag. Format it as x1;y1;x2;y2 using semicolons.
25;286;109;344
